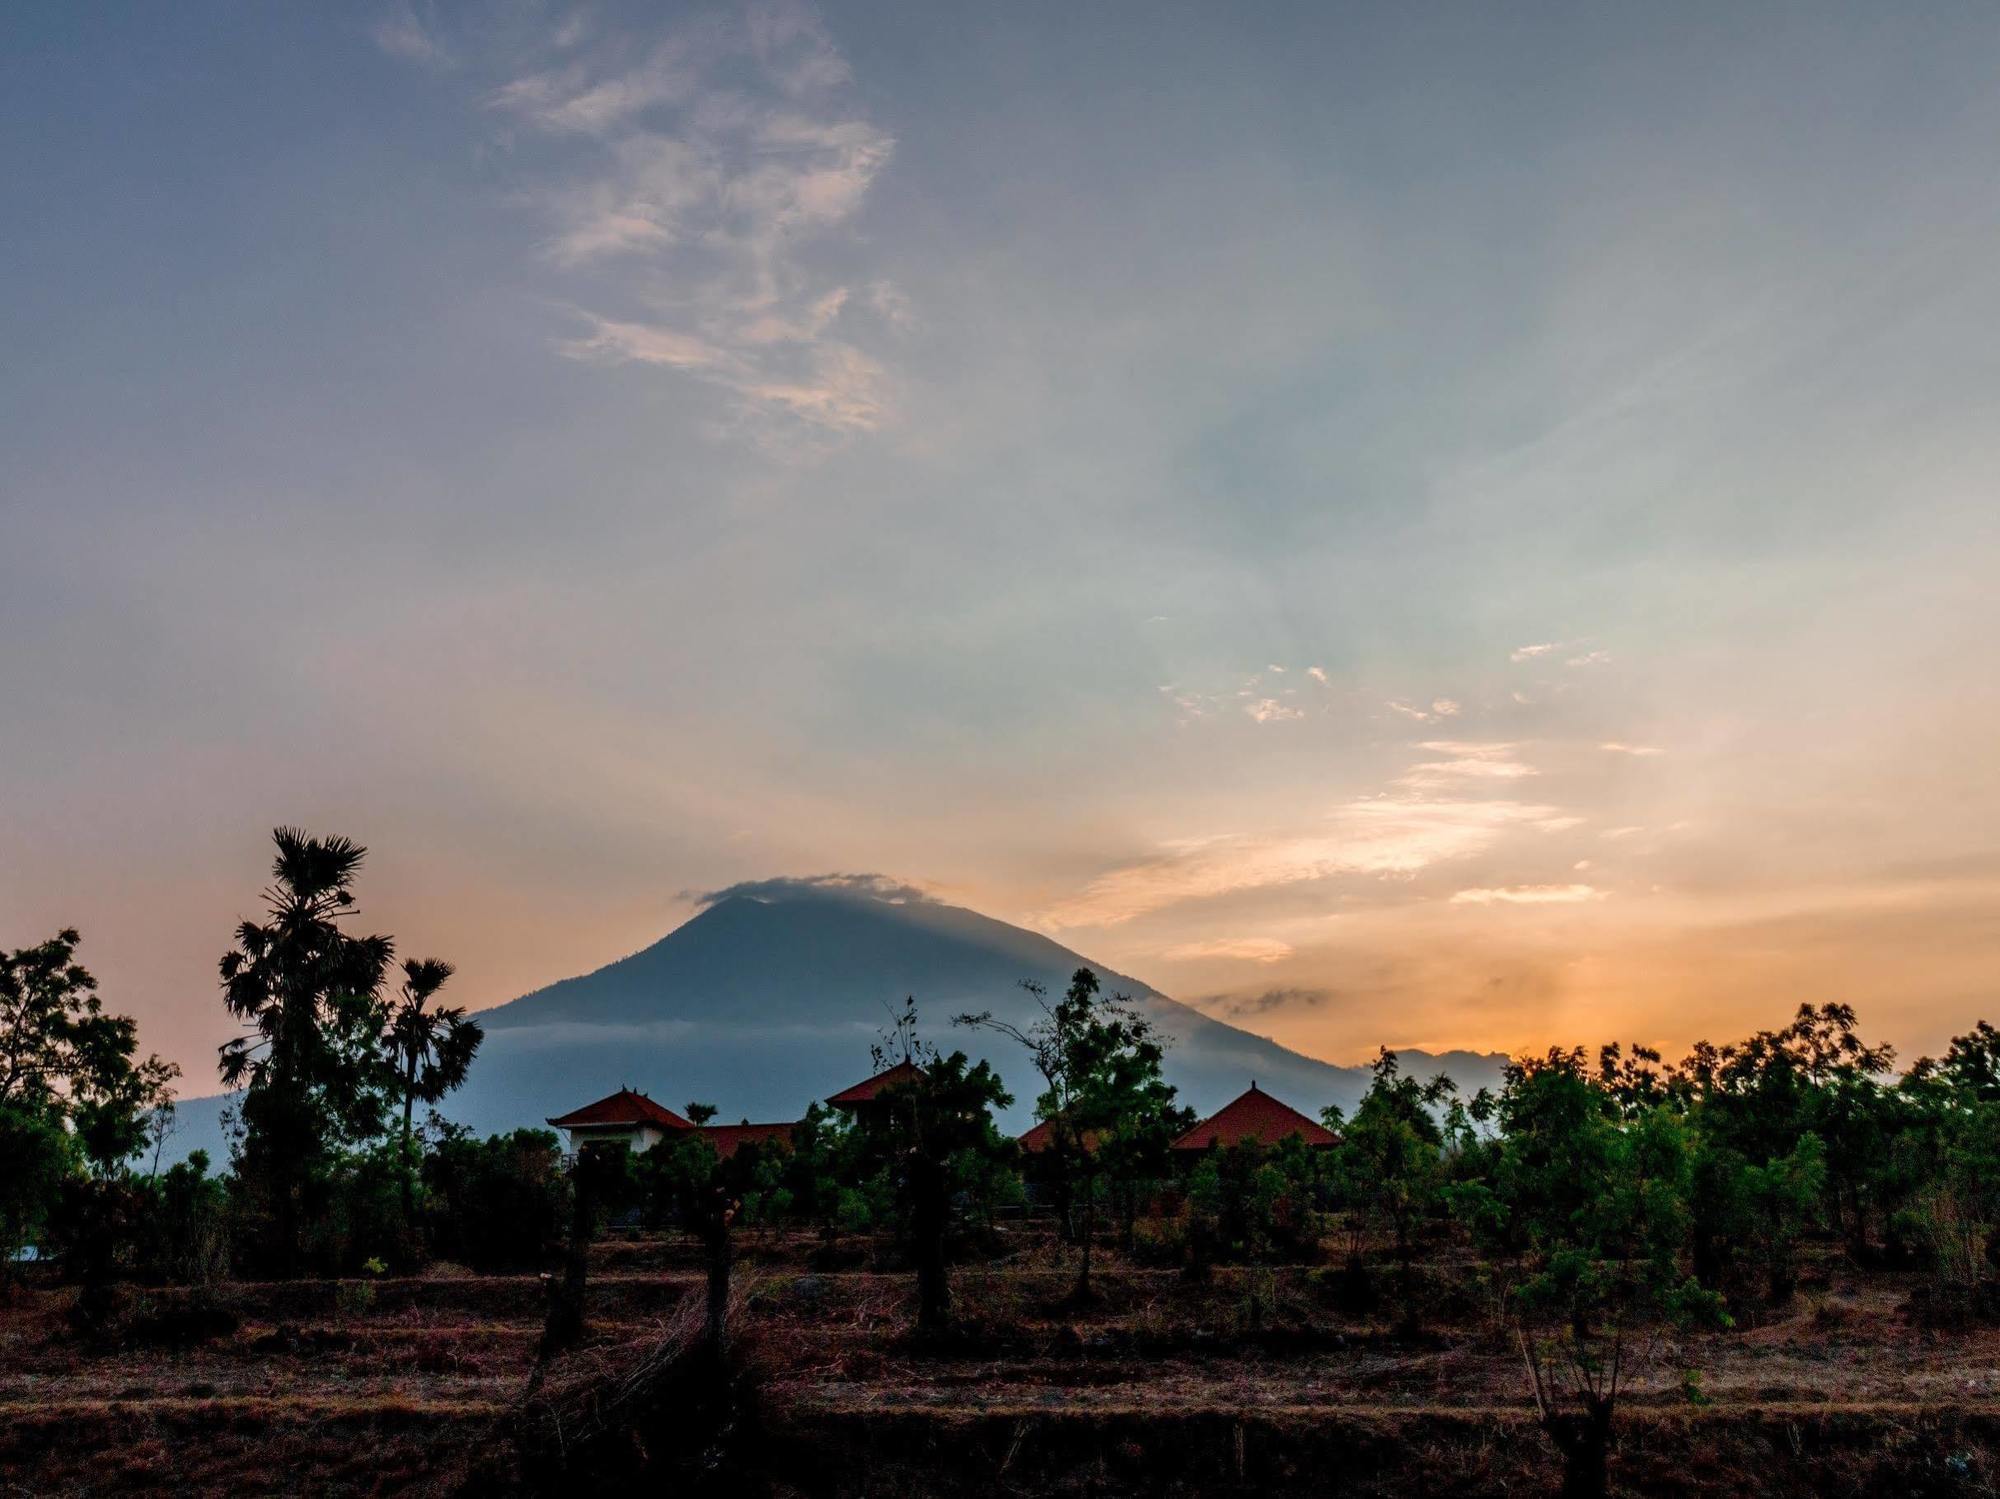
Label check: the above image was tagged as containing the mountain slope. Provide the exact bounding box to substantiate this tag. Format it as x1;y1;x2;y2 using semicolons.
163;884;1508;1162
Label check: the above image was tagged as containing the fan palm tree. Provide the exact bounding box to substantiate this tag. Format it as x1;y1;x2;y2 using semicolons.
218;828;393;1270
386;957;482;1214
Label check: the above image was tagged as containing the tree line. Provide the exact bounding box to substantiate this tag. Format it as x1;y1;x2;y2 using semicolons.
3;828;1996;1494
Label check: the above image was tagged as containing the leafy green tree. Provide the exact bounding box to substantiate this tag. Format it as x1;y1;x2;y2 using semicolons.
1901;1022;2000;1316
2;927;179;1168
422;1126;568;1272
861;1001;1012;1334
1334;1049;1454;1329
1187;1139;1287;1265
776;1101;867;1254
1740;1132;1826;1304
0;1104;71;1278
959;968;1179;1301
2;929;100;1109
384;958;481;1218
533;1143;625;1376
68;1016;179;1181
217;828;398;1272
1929;1020;2000;1103
636;1111;783;1349
1683;1135;1750;1295
1;928;177;1314
138;1149;231;1285
55;1009;179;1327
1475;1051;1727;1499
1673;1004;1895;1258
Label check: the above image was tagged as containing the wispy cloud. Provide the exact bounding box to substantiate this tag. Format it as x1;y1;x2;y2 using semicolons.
1159;685;1212;724
370;3;450;67
1037;795;1575;928
1399;740;1538;789
696;872;933;906
387;1;901;454
1567;649;1612;667
1245;697;1303;723
1387;697;1461;722
1599;741;1664;756
1451;884;1607;905
1197;987;1334;1019
560;316;733;372
1510;642;1562;661
1165;937;1295;963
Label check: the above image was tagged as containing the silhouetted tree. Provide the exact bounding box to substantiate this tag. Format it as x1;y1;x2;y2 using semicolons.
384;958;481;1218
959;968;1176;1302
1672;1004;1895;1258
218;828;395;1273
423;1125;568;1271
1455;1049;1727;1499
1;929;176;1315
1334;1049;1454;1330
637;1115;777;1352
865;1000;1012;1334
533;1145;620;1384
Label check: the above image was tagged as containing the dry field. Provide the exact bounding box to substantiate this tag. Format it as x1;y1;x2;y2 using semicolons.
3;1229;1997;1496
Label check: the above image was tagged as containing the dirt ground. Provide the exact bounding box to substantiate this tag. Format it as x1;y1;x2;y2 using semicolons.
3;1229;1997;1496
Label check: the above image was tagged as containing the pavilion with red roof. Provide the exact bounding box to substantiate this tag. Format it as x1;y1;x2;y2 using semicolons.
700;1121;798;1160
1170;1082;1339;1154
824;1058;925;1110
1015;1115;1110;1155
547;1061;930;1160
546;1088;694;1155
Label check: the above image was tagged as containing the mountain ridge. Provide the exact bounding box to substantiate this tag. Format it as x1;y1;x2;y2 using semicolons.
159;884;1509;1164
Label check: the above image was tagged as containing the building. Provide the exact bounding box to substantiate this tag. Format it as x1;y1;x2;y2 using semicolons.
548;1062;923;1159
823;1058;925;1124
545;1088;693;1155
1014;1115;1106;1155
700;1121;798;1160
1170;1082;1339;1154
1014;1116;1063;1154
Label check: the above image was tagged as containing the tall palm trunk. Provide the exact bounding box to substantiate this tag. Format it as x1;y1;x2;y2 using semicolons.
535;1153;596;1380
1073;1167;1097;1302
704;1208;733;1350
1546;1396;1614;1499
911;1152;951;1334
399;1057;418;1224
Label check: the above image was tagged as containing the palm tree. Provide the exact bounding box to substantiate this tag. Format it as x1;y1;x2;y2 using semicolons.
218;828;393;1271
385;957;482;1214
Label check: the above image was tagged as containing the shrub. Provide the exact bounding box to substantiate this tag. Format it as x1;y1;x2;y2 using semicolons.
423;1128;568;1272
1904;1188;1996;1325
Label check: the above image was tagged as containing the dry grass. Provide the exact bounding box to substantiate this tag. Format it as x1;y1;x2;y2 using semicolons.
2;1231;1997;1495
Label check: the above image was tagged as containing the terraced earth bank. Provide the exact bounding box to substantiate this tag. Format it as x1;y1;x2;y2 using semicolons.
3;1229;1996;1496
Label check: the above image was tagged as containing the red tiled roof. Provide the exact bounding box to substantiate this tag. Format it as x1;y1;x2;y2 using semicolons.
701;1122;797;1160
547;1088;694;1131
1171;1084;1338;1151
1016;1117;1104;1154
825;1059;926;1106
1016;1117;1059;1153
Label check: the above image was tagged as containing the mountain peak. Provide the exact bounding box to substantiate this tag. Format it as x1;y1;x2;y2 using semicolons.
159;878;1512;1164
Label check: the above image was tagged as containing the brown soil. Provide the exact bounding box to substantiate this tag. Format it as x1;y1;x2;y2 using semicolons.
3;1231;1996;1496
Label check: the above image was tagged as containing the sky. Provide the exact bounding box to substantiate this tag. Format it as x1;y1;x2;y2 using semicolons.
4;1;1998;1096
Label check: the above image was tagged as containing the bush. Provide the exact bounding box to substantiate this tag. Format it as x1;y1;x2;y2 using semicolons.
136;1151;230;1286
423;1128;568;1272
1184;1141;1318;1264
1309;1261;1378;1316
1904;1189;1998;1325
